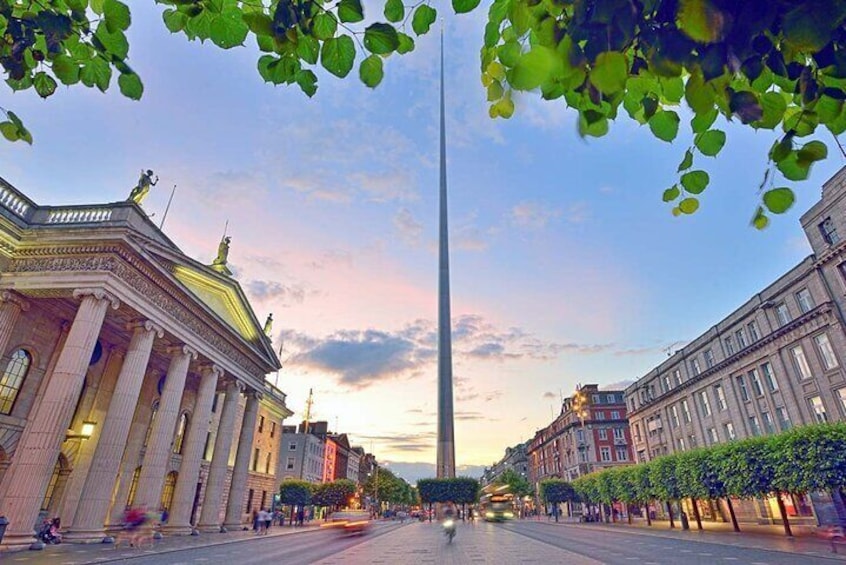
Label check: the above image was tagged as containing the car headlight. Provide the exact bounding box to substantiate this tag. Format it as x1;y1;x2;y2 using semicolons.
485;512;494;518
504;512;514;518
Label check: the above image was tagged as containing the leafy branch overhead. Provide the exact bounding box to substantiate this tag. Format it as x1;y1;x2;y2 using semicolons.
3;0;846;225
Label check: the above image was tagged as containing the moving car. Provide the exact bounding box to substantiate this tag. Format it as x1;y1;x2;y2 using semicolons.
321;511;372;536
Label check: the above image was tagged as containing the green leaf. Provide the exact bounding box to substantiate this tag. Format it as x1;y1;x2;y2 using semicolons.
691;107;718;133
756;92;787;129
511;46;559;91
33;72;57;98
313;13;338;40
117;71;143;100
730;90;763;124
492;95;515;119
384;0;404;22
104;0;131;32
498;40;522;68
80;57;112;91
678;197;700;214
685;70;715;114
776;151;812;181
648;110;680;142
681;170;709;194
0;122;20;142
209;11;249;49
763;187;795;214
487;80;504;101
797;140;827;164
676;0;727;43
590;52;628;95
782;3;845;52
453;0;481;14
411;5;437;36
396;32;415;54
663;185;680;202
296;69;318;97
163;8;188;32
321;35;356;78
359;54;384;88
694;129;726;156
364;23;399;55
52;55;80;85
242;12;273;35
296;34;320;64
94;24;129;60
752;207;770;230
338;0;365;23
677;150;693;172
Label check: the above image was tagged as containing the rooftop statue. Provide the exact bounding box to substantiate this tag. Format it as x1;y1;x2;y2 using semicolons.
210;235;232;276
263;313;273;337
128;169;158;205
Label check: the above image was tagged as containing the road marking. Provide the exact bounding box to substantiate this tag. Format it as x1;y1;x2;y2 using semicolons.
698;553;713;556
724;558;739;561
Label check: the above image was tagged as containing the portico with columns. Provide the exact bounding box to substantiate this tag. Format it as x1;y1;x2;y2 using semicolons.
0;178;291;551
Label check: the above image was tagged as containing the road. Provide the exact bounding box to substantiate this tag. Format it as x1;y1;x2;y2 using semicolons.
9;519;846;564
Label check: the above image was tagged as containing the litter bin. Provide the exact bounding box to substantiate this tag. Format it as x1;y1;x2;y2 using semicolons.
0;515;8;544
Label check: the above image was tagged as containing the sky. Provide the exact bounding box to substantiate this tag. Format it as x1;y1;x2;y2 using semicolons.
1;4;844;482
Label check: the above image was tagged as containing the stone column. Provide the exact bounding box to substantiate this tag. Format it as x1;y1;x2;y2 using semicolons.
223;390;261;530
197;379;241;532
134;345;196;510
164;365;221;535
0;288;119;549
0;290;29;355
66;321;163;542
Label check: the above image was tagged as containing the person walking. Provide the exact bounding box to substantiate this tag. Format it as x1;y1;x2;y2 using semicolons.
264;508;272;533
252;509;259;533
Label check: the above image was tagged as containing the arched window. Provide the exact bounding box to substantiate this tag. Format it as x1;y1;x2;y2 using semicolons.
173;412;189;454
144;400;159;447
160;471;178;511
127;466;142;507
0;349;31;415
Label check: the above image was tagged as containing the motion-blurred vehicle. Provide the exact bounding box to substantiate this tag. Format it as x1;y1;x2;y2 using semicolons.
480;491;515;522
817;524;845;553
443;518;456;543
321;510;372;536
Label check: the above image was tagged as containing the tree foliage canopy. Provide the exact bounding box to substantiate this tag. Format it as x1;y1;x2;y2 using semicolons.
417;477;480;504
279;479;313;506
539;478;576;504
493;468;533;498
3;1;846;222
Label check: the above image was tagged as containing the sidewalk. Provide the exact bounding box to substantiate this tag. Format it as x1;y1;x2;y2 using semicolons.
537;516;846;559
1;522;322;563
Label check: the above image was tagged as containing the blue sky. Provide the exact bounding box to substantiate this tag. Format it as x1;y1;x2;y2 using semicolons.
1;4;843;476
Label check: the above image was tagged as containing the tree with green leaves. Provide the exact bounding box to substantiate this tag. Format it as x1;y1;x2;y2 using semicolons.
493;468;533;499
675;448;726;530
717;437;780;532
539;479;575;522
278;479;313;524
648;454;682;528
3;1;845;224
631;463;655;526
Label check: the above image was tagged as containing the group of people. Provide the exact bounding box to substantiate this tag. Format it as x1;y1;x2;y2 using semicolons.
251;508;303;533
36;517;62;544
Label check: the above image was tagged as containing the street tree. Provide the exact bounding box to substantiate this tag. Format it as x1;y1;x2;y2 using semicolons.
278;479;313;523
648;454;682;529
493;468;532;499
3;1;845;223
539;479;574;522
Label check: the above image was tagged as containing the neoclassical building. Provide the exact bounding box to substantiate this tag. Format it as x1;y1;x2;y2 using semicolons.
0;177;291;550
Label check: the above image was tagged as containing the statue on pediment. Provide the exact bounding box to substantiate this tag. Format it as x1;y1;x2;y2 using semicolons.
210;235;232;275
128;169;158;205
263;313;273;337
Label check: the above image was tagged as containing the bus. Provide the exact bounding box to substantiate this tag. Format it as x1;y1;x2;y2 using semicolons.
480;490;515;522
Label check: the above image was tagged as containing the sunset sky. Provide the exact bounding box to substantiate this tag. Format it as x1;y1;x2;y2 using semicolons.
1;5;843;480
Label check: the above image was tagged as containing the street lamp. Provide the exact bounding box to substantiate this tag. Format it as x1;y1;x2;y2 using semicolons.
66;420;96;440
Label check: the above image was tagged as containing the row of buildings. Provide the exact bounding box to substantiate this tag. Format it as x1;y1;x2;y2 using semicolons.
487;167;846;527
0;177;376;552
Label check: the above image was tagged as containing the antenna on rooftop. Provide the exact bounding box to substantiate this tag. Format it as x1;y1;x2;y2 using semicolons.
159;185;177;230
303;388;313;434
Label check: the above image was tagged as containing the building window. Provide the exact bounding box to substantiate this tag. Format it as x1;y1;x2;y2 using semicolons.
815;333;839;370
160;471;177;511
677;437;686;451
258;415;264;434
598;428;607;440
661;375;670;393
706;427;719;444
748;369;764;397
615;447;628;461
577;429;585;442
791;345;813;380
688;434;697;448
776;406;791;430
747;321;760;342
761;362;778;392
762;411;775;434
796;288;814;313
776;303;791;326
704;349;715;368
809;396;828;423
253;448;260;471
749;416;762;436
0;349;31;415
260;490;267;511
289;442;297;451
600;447;611;462
724;422;736;440
246;489;254;513
714;384;727;411
670;405;680;428
691;358;702;376
265;452;272;474
735;329;747;349
820;217;840;245
144;400;160;448
127;467;142;507
173;412;189;454
611;410;620;420
270;422;276;438
681;399;691;423
203;432;213;461
595;411;605;420
724;337;734;356
634;423;642;442
672;369;682;387
736;375;750;402
699;390;712;417
286;456;295;470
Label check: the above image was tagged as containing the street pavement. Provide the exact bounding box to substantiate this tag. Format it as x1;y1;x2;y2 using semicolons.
4;518;846;564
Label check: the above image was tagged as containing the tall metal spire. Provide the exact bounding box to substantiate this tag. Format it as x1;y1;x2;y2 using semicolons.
436;25;456;479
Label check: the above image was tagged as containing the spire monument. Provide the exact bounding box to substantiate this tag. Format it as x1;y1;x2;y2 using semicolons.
436;27;456;479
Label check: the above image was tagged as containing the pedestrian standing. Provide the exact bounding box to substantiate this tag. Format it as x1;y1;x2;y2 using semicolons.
252;509;259;532
264;508;272;533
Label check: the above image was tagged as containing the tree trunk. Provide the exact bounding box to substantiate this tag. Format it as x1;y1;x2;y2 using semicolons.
832;489;846;526
666;500;675;529
776;493;793;537
645;503;652;526
462;503;466;522
692;498;703;530
627;503;633;524
429;502;433;522
726;497;740;532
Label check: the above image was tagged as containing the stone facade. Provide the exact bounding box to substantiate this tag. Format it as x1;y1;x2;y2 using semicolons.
0;178;292;550
480;442;529;488
625;166;846;526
